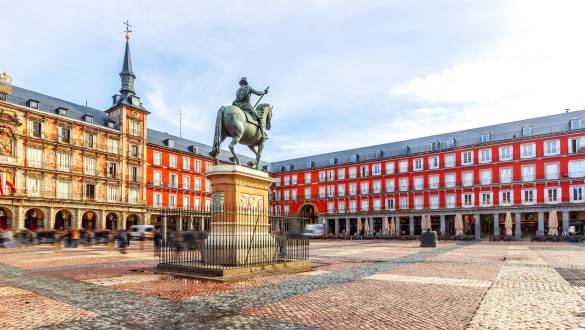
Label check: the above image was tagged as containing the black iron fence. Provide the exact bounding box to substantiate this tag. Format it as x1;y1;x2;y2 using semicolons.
157;207;310;273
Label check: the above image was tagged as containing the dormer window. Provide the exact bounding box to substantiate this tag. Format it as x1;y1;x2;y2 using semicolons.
481;132;490;143
107;121;115;129
329;157;337;166
164;139;175;148
400;146;410;155
288;164;294;171
306;161;314;169
350;154;359;162
570;118;582;130
431;141;440;151
375;150;383;159
83;114;94;123
521;125;532;137
280;166;286;172
446;138;456;148
188;145;199;154
56;107;68;116
27;99;39;109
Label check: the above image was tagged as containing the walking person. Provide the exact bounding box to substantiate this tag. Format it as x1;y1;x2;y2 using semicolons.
153;229;162;257
116;229;128;254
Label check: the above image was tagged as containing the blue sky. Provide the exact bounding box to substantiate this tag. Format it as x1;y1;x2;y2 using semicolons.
3;1;585;161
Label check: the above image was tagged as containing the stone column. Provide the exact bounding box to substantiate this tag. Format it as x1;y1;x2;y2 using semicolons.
474;213;481;240
537;212;544;236
14;206;23;230
369;217;374;235
49;208;57;230
409;215;414;235
439;214;446;235
493;213;500;236
345;218;350;235
395;217;401;236
334;218;340;236
515;212;522;241
562;211;570;234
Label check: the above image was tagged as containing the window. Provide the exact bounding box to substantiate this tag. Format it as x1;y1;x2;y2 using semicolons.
360;181;369;194
428;175;439;189
305;172;312;183
521;165;535;182
399;196;409;209
431;141;440;151
30;121;43;138
520;143;536;159
348;167;357;179
319;186;326;198
399;178;409;191
182;157;190;170
284;176;290;186
372;163;381;176
130;145;140;158
291;175;298;185
571;186;585;202
56;153;71;171
569;160;585;178
57;180;72;199
83;157;96;175
153;192;162;207
338;184;345;196
480;169;492;185
349;200;357;212
107;186;119;202
28;100;39;109
445;194;456;208
446;138;456;148
414;176;423;190
545;187;561;204
385;162;395;174
84;115;94;123
85;184;95;200
445;173;456;188
194;160;201;172
108;162;118;178
84;133;97;149
327;185;335;197
107;139;119;154
153;171;162;186
274;191;281;201
169;155;177;168
428;156;439;169
544;140;560;156
522;125;532;136
444;154;456;168
153;152;162;166
168;194;177;207
398;160;408;173
372;180;381;193
462;171;473;187
429;195;439;209
500;167;513;183
349;183;357;195
413;158;423;171
414;196;423;210
385;179;395;192
193;198;201;210
304;187;311;199
462;193;474;207
570;118;582;130
194;178;201;190
284;205;290;215
338;201;345;213
26;147;43;168
318;171;326;182
545;163;560;180
385;198;395;210
568;137;585;153
479;149;491;163
57;127;70;144
481;132;491;143
337;168;345;180
500;190;513;206
373;199;382;211
130;166;139;182
522;189;536;205
182;176;190;189
499;146;513;161
461;151;473;165
480;192;492;207
182;196;190;209
360;165;369;177
169;174;178;188
284;190;290;201
27;177;43;197
326;170;335;181
327;202;335;213
129;120;141;136
291;190;297;200
360;200;369;211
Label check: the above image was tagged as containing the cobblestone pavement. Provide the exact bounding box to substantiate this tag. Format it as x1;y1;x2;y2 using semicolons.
1;240;585;329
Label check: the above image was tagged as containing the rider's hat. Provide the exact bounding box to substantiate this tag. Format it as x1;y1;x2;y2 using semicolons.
239;77;248;86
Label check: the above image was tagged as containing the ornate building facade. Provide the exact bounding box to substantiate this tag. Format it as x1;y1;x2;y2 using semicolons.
0;37;149;231
269;111;585;240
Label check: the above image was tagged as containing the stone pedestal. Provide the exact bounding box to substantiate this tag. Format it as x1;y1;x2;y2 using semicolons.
203;165;276;266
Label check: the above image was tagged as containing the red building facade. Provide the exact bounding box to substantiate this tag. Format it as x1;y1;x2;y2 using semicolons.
269;111;585;239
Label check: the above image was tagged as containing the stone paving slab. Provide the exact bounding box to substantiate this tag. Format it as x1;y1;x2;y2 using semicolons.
384;261;501;281
366;273;492;288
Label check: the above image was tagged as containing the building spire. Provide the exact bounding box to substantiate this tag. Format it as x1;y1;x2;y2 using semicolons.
119;20;135;97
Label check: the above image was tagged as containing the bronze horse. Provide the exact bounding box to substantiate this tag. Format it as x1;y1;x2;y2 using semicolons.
209;103;272;169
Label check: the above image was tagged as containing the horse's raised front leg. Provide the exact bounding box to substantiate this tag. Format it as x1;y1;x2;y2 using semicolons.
229;137;240;165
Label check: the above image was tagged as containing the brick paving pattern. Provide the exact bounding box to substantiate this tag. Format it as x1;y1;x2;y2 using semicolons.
0;240;584;328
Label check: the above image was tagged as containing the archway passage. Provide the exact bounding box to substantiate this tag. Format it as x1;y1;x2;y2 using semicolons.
82;211;97;230
54;210;72;230
105;212;118;230
0;207;12;230
299;204;318;224
24;208;44;230
126;214;139;229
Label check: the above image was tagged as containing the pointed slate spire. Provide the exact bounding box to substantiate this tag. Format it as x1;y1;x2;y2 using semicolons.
119;38;136;97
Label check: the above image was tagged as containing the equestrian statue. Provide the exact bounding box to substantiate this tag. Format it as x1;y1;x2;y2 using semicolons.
209;77;272;169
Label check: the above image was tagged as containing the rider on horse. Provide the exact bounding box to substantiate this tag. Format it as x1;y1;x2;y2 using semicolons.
233;77;269;140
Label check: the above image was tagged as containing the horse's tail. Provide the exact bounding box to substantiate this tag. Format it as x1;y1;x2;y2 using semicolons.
209;107;224;161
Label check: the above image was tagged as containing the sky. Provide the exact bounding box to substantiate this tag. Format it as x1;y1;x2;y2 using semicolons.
3;1;585;162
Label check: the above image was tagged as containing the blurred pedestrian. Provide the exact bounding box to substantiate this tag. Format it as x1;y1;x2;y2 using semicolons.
71;229;80;248
116;229;128;254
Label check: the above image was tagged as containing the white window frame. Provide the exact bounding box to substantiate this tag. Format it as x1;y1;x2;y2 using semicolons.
444;154;456;168
428;156;439;170
480;169;492;185
413;158;424;171
499;146;513;161
461;151;474;166
520;143;536;159
545;187;561;204
480;192;493;207
500;190;513;206
544;140;560;156
479;148;492;163
500;167;513;184
462;192;474;208
521;188;536;205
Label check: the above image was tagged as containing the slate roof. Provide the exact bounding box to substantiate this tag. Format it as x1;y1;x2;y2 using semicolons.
6;86;115;128
270;109;585;172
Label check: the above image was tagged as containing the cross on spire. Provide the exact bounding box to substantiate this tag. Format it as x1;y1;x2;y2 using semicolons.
123;20;132;40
